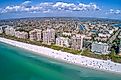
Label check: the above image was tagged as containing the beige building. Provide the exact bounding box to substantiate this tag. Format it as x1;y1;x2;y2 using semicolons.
5;26;15;36
29;29;42;41
56;37;70;47
43;28;55;45
15;31;28;39
71;34;84;50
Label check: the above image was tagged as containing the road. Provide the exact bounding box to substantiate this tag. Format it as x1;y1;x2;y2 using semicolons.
108;29;121;43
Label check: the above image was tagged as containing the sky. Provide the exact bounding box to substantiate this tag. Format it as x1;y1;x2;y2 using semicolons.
0;0;121;20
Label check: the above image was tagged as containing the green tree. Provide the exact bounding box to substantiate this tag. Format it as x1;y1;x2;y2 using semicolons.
110;49;116;60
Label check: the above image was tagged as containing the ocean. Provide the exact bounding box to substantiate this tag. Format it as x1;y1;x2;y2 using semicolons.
0;42;121;80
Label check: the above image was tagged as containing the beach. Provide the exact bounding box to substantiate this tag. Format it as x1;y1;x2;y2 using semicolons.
0;37;121;74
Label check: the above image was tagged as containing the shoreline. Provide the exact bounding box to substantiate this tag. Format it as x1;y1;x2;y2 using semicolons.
0;37;121;74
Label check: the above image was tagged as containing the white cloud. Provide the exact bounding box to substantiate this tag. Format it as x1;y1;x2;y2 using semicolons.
107;9;121;14
43;10;51;13
0;2;100;14
22;1;31;5
52;2;100;11
110;9;113;12
115;10;120;14
1;5;30;13
53;2;75;8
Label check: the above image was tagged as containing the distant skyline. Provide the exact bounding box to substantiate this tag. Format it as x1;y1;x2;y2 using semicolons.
0;0;121;20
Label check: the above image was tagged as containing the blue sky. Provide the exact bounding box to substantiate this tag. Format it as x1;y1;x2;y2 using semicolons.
0;0;121;20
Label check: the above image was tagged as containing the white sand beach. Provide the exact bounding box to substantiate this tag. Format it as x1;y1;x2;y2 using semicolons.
0;37;121;74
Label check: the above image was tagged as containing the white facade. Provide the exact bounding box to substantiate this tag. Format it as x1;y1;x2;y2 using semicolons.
98;33;110;38
29;29;42;41
56;37;70;47
91;42;109;54
43;28;55;45
71;34;84;50
62;32;72;36
15;31;28;39
5;26;15;36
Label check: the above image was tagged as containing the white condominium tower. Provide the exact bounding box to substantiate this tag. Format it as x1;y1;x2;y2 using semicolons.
71;34;84;50
43;28;55;45
29;29;42;41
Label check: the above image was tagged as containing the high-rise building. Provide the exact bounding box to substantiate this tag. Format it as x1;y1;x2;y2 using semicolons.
5;26;15;36
43;28;55;45
15;31;28;39
71;34;84;50
91;42;109;54
29;29;42;41
56;37;70;47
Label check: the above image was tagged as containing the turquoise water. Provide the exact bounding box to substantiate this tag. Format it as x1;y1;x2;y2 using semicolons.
0;42;121;80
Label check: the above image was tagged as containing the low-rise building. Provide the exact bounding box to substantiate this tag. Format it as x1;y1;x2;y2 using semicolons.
56;37;70;47
62;32;72;36
71;34;84;50
29;29;42;41
91;42;109;54
5;26;15;36
43;28;55;45
15;31;28;39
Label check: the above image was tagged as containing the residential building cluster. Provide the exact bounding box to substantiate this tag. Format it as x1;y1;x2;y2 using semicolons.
0;18;119;43
0;17;121;55
0;25;84;51
80;22;119;42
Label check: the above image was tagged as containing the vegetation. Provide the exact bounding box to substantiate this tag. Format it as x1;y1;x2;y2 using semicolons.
81;49;108;60
81;49;121;63
111;55;121;63
61;35;71;38
48;44;81;54
0;33;121;63
0;33;81;55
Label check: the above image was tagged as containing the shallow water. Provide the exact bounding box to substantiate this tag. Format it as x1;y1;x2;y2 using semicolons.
0;42;121;80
